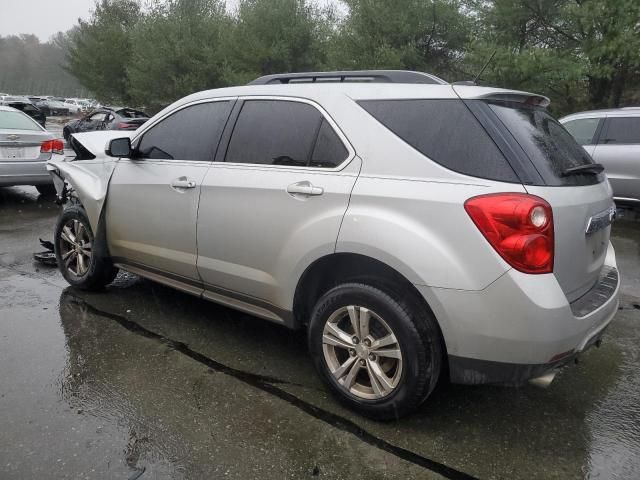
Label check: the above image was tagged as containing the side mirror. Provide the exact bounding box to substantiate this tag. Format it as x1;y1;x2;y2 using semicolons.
106;137;132;158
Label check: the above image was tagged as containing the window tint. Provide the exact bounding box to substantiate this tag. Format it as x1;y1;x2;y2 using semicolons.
137;101;231;161
226;100;328;167
603;117;640;144
310;120;349;168
358;99;518;182
490;102;600;185
0;110;40;130
563;118;600;145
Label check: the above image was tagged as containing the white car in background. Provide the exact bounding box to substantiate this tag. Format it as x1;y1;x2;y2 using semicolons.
64;99;89;114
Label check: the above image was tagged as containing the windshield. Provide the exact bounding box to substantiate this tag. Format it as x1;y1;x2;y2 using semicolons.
0;110;41;130
489;102;602;186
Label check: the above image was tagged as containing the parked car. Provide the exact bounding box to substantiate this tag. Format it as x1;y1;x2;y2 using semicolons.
0;105;61;195
47;70;619;419
41;99;70;116
0;96;46;127
63;107;149;140
62;99;88;114
560;107;640;205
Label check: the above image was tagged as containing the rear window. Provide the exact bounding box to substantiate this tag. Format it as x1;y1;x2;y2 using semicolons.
358;99;518;182
489;102;601;186
602;117;640;144
0;110;41;130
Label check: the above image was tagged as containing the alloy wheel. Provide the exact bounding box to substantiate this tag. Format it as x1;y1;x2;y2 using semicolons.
322;305;403;400
59;219;92;277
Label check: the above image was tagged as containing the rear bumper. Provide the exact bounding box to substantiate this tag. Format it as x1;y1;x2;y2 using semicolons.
418;243;620;385
0;160;52;186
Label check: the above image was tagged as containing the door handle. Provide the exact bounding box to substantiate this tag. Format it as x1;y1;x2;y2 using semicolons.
171;177;196;189
286;181;324;196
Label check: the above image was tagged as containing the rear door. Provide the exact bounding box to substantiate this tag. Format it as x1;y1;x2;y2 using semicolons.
106;99;233;283
591;115;640;201
197;97;359;310
486;102;614;302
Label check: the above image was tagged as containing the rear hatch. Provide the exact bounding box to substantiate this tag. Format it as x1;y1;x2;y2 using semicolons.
463;94;614;302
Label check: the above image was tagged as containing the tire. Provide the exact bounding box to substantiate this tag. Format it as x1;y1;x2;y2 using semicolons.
308;283;442;420
63;128;71;141
54;205;118;290
35;184;57;196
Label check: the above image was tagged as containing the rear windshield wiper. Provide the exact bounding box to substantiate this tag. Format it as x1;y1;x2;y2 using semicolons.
562;163;604;176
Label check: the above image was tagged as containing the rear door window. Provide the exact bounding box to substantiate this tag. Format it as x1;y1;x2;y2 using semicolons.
488;102;601;186
563;118;601;145
137;101;232;161
358;99;519;182
602;117;640;144
226;100;346;167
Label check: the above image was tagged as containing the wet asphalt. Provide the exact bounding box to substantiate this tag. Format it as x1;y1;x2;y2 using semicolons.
1;183;639;480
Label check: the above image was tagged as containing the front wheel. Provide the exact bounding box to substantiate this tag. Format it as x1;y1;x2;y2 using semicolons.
308;283;442;420
54;205;118;290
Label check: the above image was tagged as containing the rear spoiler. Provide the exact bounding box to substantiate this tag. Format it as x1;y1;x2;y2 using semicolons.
452;85;550;108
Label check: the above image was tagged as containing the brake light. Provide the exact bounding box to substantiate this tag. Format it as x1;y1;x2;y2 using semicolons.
464;193;554;274
41;139;64;155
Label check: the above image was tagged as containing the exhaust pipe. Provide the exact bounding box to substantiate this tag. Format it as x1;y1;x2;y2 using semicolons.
529;370;557;389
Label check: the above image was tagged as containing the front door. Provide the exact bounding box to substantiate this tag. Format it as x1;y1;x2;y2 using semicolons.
106;100;234;282
197;98;359;312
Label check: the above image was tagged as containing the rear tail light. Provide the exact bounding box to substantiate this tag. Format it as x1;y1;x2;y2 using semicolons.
464;193;554;274
41;139;64;155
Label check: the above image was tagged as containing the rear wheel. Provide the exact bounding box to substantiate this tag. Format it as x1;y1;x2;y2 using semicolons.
54;205;118;290
308;283;442;420
63;128;71;141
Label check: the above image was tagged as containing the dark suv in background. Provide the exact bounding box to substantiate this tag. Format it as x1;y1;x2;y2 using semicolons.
63;107;149;140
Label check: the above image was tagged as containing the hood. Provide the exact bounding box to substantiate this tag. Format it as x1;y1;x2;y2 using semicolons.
70;130;135;157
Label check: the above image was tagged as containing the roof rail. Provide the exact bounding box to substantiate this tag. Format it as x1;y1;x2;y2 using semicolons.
248;70;448;86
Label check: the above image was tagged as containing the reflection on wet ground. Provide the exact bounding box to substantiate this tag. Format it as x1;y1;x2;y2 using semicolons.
1;187;639;479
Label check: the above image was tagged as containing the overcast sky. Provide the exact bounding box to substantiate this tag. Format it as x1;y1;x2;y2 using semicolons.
0;0;94;41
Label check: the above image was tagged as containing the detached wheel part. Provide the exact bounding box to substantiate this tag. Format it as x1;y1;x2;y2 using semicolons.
35;184;57;196
54;205;118;290
308;283;442;420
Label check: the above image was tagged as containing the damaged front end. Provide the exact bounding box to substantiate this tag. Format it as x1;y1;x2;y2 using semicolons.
46;131;133;232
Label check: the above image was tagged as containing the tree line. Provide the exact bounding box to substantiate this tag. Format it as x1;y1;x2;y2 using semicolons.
6;0;640;116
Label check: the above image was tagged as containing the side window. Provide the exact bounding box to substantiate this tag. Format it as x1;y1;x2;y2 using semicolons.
562;118;600;145
359;99;518;182
225;100;347;167
310;120;349;168
89;112;107;122
603;117;640;144
137;101;232;161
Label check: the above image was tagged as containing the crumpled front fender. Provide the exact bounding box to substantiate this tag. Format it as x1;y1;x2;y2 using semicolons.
46;157;118;232
46;131;133;231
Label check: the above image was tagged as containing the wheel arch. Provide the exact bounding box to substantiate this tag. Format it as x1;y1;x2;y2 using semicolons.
292;252;450;359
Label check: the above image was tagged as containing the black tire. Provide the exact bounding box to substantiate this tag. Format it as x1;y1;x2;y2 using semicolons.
63;128;71;141
54;205;118;290
35;184;57;196
308;283;443;420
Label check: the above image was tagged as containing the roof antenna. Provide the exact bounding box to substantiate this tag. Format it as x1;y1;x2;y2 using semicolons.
473;50;497;84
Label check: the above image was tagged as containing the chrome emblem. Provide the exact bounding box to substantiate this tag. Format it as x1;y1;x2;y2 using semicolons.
585;206;616;235
7;134;19;141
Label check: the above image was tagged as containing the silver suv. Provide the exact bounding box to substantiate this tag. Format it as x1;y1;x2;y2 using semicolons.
561;107;640;205
48;71;620;419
